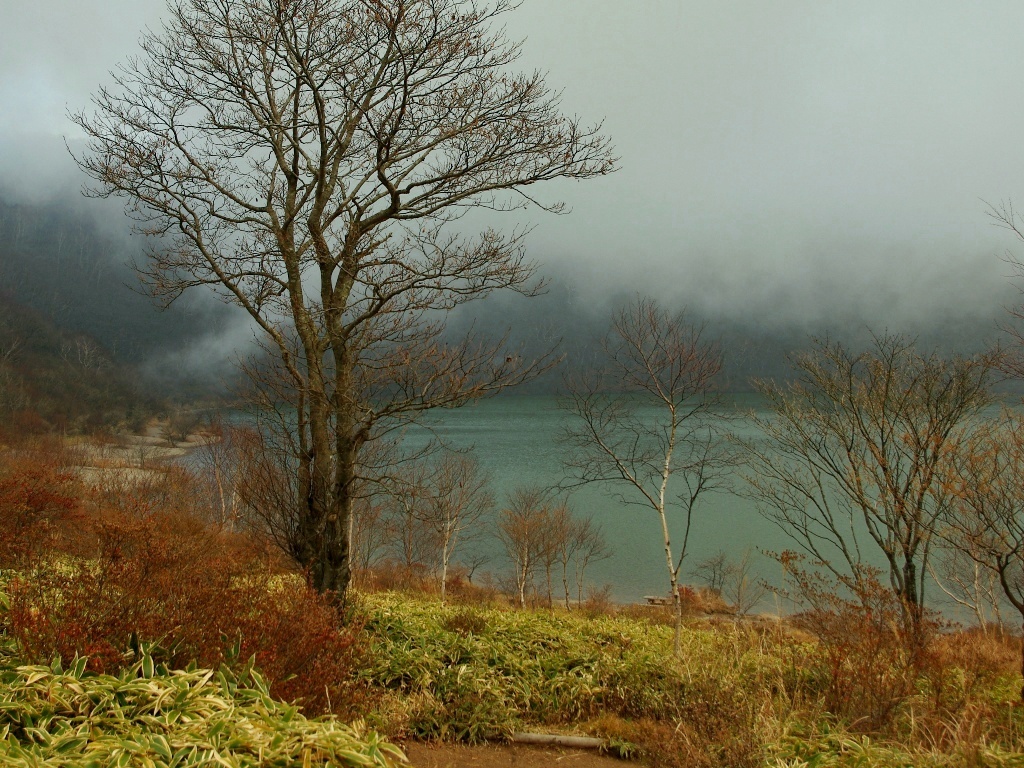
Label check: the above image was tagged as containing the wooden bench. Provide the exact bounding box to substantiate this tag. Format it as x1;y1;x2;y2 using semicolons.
643;595;672;606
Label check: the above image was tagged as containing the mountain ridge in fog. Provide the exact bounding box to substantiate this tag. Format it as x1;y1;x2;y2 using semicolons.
0;192;1015;399
0;192;246;397
443;266;1012;393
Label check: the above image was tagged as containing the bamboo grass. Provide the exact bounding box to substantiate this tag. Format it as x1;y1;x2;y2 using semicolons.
0;640;403;767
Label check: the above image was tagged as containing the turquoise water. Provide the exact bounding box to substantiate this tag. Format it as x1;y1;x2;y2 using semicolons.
407;393;786;605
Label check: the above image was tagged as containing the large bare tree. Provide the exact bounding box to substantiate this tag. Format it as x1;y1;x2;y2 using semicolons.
561;297;733;655
744;333;999;635
71;0;615;597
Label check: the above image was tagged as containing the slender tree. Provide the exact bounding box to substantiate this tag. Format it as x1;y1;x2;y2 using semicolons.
561;296;733;655
570;515;611;606
417;451;493;602
548;503;610;609
383;460;439;573
192;416;243;528
71;0;616;598
496;486;549;608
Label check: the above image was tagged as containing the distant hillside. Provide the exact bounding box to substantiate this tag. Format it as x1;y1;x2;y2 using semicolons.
0;194;239;395
0;292;155;433
441;276;1006;393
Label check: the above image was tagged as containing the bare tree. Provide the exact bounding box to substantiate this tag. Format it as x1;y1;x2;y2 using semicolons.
941;412;1024;696
459;549;491;584
60;337;108;373
723;548;767;616
743;333;999;637
986;201;1024;379
542;501;612;609
928;541;1005;635
384;461;440;573
547;503;575;609
72;0;616;599
691;550;729;595
561;296;734;655
350;496;390;578
570;516;611;607
497;486;550;608
534;502;568;607
234;420;305;564
691;548;766;615
192;416;243;527
417;451;493;602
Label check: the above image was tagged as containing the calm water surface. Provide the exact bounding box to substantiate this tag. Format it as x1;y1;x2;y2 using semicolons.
407;393;785;604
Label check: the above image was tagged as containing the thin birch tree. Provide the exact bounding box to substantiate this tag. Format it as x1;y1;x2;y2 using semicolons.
418;451;493;602
561;296;732;655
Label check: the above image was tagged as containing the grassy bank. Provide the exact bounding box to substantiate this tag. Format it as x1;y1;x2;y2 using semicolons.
3;575;1024;766
3;436;1024;767
356;592;1024;767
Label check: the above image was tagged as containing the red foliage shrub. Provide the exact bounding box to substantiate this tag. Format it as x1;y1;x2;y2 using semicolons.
85;463;201;520
0;434;369;717
230;581;372;717
778;553;941;731
0;446;83;567
0;409;51;440
678;584;733;615
361;560;437;595
7;507;370;718
921;628;1019;719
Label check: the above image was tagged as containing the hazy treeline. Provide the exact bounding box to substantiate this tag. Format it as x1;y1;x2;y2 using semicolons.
0;292;158;432
0;194;240;395
1;193;1010;404
441;269;1009;392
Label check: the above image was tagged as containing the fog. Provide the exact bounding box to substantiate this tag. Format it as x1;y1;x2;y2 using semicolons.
3;1;1024;374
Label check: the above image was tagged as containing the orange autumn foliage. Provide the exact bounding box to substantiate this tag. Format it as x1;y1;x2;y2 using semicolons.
0;443;370;718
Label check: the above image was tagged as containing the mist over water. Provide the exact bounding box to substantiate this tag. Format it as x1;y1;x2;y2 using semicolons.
6;1;1024;378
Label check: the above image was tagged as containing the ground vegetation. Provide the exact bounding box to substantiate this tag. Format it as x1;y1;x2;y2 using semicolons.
4;424;1024;767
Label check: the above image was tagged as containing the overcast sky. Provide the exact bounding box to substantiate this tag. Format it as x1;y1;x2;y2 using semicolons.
3;0;1024;334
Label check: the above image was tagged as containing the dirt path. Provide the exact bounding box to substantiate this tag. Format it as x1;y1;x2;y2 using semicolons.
401;742;630;767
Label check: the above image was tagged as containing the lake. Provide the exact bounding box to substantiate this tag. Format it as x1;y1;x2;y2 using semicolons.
406;393;789;606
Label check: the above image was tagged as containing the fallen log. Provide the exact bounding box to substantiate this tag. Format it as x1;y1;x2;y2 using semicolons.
511;732;605;749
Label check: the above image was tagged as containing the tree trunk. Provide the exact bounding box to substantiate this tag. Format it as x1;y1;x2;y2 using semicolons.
562;560;571;610
517;553;529;608
440;543;450;604
1019;619;1024;703
658;509;682;657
